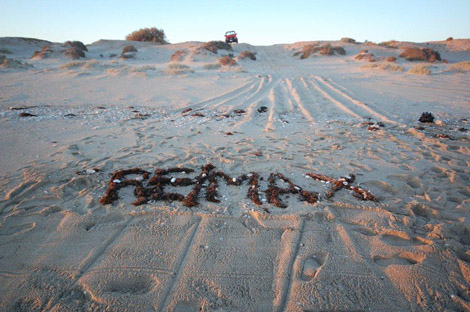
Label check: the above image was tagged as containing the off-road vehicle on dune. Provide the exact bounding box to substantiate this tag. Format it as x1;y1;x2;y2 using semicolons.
225;31;238;44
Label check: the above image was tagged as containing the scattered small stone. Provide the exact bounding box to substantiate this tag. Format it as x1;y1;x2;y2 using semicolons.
435;134;452;139
457;127;467;132
257;106;268;113
234;109;245;115
86;169;96;174
182;108;193;114
10;106;37;111
97;106;106;110
435;120;445;126
192;113;205;117
253;149;263;156
225;132;233;136
419;112;434;123
415;126;425;130
19;112;37;117
64;113;76;117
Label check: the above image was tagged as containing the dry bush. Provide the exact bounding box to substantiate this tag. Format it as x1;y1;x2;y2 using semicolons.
64;47;85;59
65;41;88;52
122;45;137;54
293;44;317;59
126;27;168;44
385;56;397;62
408;64;431;75
448;61;470;72
399;48;441;62
379;41;399;49
340;37;356;44
294;44;345;58
201;41;232;54
355;52;375;61
32;45;53;59
238;50;257;60
171;50;187;62
0;56;32;69
446;37;454;41
203;63;221;70
361;63;404;72
130;65;156;72
0;48;12;54
219;55;237;66
61;59;98;70
165;63;194;74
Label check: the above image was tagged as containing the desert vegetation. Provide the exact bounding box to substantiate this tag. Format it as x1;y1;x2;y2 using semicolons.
385;56;397;62
294;44;346;59
164;63;194;74
201;41;232;54
0;48;12;54
64;41;88;52
408;64;432;75
361;63;404;72
120;45;137;59
340;37;356;44
238;50;257;60
60;59;99;70
447;61;470;72
355;50;376;62
219;55;237;66
64;47;85;59
399;48;441;62
379;41;399;49
0;55;32;69
126;27;168;44
32;45;53;59
203;63;221;70
171;50;187;62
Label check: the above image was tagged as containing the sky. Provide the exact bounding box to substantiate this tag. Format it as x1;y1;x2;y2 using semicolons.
1;0;470;45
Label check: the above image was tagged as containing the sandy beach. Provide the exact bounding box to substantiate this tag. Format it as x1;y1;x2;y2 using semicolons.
1;37;470;311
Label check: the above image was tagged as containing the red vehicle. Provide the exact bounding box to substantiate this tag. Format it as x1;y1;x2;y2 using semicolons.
225;31;238;44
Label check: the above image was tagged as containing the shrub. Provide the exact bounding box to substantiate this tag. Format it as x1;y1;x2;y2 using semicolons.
130;65;156;72
355;52;375;62
64;47;85;59
385;56;397;62
201;41;232;54
239;50;256;60
126;27;168;44
0;48;12;54
340;37;356;44
399;48;441;62
361;63;404;71
171;50;187;62
122;45;137;54
32;45;53;59
1;56;32;69
446;37;454;41
65;41;88;52
165;63;194;74
448;61;470;72
408;64;431;75
219;55;237;66
203;63;221;70
379;41;399;49
294;44;345;58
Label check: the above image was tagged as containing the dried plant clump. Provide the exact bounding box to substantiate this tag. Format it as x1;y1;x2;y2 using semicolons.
361;63;404;72
203;63;221;70
0;56;33;69
122;45;137;54
355;51;376;62
408;64;432;75
399;47;441;62
201;41;232;54
32;45;53;59
379;40;399;49
340;37;356;44
165;63;194;74
64;47;85;60
219;55;237;66
446;37;454;41
238;50;257;60
385;56;397;62
64;41;88;52
126;27;168;44
294;44;346;59
448;61;470;72
170;50;187;62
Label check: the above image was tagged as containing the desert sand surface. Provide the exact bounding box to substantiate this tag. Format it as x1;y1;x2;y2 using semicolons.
1;37;470;311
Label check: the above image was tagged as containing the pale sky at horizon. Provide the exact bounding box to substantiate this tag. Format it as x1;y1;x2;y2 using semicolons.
1;0;470;45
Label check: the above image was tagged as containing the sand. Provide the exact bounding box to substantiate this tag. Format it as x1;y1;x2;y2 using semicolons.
0;37;470;311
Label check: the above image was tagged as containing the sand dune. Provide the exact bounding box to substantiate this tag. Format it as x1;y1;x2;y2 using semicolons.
1;37;470;311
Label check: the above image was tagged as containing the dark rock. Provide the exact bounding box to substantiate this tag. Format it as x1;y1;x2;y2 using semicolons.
419;112;434;123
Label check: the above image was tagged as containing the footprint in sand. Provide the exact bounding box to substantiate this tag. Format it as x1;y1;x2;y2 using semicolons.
301;255;326;281
373;253;424;267
380;232;432;247
104;275;156;295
